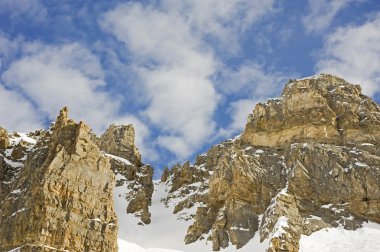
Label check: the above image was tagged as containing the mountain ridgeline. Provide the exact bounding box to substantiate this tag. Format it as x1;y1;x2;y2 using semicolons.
0;74;379;251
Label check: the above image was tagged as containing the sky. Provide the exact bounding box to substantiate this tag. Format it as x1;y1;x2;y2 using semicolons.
0;0;379;175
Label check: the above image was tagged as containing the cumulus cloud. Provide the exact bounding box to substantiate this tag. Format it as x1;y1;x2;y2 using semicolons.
100;0;277;159
302;0;360;33
0;84;42;131
1;42;121;133
166;0;276;52
316;14;380;96
0;0;47;22
0;34;22;71
0;38;157;159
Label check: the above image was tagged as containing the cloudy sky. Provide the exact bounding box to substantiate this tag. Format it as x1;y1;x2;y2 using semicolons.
0;0;379;173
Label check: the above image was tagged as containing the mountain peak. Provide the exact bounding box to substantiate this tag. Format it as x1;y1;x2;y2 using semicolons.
242;74;380;147
1;75;379;252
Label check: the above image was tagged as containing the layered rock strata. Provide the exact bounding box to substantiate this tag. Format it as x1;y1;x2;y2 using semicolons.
98;124;142;167
163;74;380;251
0;108;118;252
97;124;154;225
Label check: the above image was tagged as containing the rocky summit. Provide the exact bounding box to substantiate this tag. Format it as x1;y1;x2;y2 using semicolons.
161;74;380;251
0;107;153;251
0;74;379;252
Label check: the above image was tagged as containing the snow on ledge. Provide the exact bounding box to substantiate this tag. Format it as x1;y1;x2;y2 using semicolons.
103;152;133;165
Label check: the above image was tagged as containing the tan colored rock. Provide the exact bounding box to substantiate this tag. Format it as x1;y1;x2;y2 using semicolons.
241;74;380;147
99;124;142;166
0;126;9;150
180;74;380;251
0;107;118;252
97;122;153;225
11;140;33;160
108;156;154;225
160;167;170;182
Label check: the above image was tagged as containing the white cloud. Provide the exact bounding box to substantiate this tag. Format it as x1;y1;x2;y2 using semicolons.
218;62;286;97
0;84;42;131
0;34;22;71
2;42;121;133
166;0;276;52
100;0;277;159
316;14;380;96
225;99;258;134
0;40;156;160
302;0;359;33
0;0;47;22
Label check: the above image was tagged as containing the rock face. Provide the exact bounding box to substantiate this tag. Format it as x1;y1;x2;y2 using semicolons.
0;108;118;251
97;125;154;225
107;153;154;225
0;127;9;150
241;74;380;146
99;124;142;167
0;74;379;252
163;74;380;251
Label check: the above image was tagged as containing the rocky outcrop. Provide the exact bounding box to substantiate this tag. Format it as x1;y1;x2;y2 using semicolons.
0;126;9;150
109;154;154;225
0;107;118;252
241;74;380;147
160;142;231;221
164;74;380;251
99;124;142;167
98;124;153;225
1;74;379;252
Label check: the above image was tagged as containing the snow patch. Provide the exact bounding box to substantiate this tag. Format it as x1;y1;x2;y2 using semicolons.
296;74;322;81
299;222;380;252
355;162;367;168
103;153;132;165
255;149;264;154
272;216;289;238
361;143;374;146
116;181;273;252
118;239;183;252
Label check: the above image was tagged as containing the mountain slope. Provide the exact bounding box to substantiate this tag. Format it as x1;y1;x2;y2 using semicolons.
0;73;379;252
147;74;380;251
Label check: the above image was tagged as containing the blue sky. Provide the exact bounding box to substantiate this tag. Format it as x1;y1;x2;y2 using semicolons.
0;0;379;175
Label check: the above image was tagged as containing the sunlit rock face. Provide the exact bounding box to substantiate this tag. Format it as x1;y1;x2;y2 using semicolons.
0;107;118;252
162;74;380;251
0;106;155;251
0;74;379;252
97;124;154;225
98;124;142;167
242;74;380;147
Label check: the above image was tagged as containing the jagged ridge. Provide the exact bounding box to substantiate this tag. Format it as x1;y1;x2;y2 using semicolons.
0;108;153;251
162;74;380;251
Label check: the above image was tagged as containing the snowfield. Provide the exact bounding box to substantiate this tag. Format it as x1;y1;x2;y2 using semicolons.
118;239;182;252
116;180;380;252
299;221;380;252
116;181;269;252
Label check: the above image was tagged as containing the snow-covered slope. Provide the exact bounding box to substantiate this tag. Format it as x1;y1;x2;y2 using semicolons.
116;181;269;252
299;222;380;252
116;180;380;252
118;239;182;252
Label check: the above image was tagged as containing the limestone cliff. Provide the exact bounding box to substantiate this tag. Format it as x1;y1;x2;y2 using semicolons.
0;107;118;251
1;74;379;251
162;74;380;251
97;124;154;225
98;124;142;167
0;107;154;251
